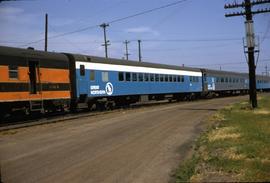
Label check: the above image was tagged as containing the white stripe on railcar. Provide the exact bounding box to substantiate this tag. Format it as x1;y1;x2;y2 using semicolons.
75;61;202;77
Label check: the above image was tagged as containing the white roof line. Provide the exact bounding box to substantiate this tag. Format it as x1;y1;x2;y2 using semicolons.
76;61;202;77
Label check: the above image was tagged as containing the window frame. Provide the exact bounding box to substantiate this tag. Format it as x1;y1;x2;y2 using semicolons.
126;72;131;82
9;65;19;79
118;72;124;81
155;74;159;82
144;73;149;82
165;75;168;82
138;73;144;82
132;73;138;82
160;74;164;82
101;71;109;82
80;65;85;76
89;70;95;82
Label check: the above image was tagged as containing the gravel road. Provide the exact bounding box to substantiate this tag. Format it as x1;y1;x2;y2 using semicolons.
0;96;247;183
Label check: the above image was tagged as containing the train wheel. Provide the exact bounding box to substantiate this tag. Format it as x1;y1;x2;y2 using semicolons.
87;103;96;111
96;103;105;111
105;101;115;111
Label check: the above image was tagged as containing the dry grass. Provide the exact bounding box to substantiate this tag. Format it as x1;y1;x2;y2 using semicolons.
223;147;246;161
175;94;270;182
253;110;270;115
208;127;241;142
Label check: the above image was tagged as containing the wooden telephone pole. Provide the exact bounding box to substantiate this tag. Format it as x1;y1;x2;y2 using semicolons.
138;40;142;62
45;13;48;52
124;40;130;60
100;23;110;58
225;0;270;108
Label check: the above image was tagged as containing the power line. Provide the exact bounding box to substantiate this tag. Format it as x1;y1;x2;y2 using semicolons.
108;0;189;24
188;59;270;67
12;36;268;45
20;0;189;47
142;38;243;42
48;25;88;54
19;24;99;47
261;19;270;43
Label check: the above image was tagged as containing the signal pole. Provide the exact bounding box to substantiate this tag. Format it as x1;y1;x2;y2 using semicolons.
138;40;142;62
124;40;130;60
45;13;48;52
100;23;110;58
225;0;270;108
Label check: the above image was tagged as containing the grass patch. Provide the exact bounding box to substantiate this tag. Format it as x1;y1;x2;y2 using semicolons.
174;95;270;182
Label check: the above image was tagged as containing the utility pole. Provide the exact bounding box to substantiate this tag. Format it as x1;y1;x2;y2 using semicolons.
100;23;110;58
225;0;270;108
45;13;48;52
138;40;142;62
124;40;130;60
265;65;268;76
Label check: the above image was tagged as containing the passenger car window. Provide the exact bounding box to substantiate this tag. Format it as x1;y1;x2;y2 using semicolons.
165;75;168;82
155;74;159;82
132;73;137;82
160;74;164;82
139;73;143;81
118;72;124;81
144;73;149;81
150;74;154;82
9;65;18;79
169;75;173;82
80;65;85;76
177;76;180;82
102;72;109;82
221;78;224;83
126;72;131;81
90;70;95;81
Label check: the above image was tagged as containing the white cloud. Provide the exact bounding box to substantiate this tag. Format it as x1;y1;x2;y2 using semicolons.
125;26;160;36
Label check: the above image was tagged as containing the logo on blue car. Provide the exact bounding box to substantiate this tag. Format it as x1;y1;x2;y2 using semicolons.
105;82;113;95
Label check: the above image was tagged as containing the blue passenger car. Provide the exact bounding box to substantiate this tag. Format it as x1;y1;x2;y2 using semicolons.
71;55;203;105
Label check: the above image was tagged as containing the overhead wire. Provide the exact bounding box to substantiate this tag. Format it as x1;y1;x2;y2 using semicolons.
107;0;189;24
187;59;270;67
261;19;270;44
20;0;190;47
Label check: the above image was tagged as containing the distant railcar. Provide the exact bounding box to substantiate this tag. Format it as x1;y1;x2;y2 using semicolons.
201;69;249;96
202;69;270;96
256;75;270;91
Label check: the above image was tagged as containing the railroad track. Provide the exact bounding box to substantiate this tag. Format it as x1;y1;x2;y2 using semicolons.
0;93;253;132
0;99;172;132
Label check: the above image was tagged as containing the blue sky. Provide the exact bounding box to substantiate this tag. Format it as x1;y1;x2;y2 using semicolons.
0;0;269;74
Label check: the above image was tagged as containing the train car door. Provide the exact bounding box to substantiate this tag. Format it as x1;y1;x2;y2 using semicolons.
28;60;43;111
201;70;208;92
